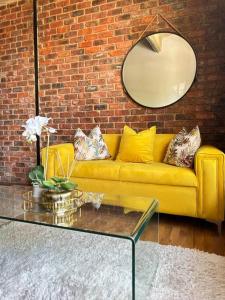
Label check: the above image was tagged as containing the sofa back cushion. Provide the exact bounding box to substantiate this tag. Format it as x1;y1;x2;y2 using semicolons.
102;134;121;159
102;133;174;162
154;134;175;162
116;125;156;163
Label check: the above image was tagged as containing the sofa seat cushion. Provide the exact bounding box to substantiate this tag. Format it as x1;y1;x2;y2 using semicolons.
71;160;123;181
119;162;197;187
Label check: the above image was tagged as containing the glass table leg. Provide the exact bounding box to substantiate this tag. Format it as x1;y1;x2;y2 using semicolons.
134;212;159;299
132;239;136;300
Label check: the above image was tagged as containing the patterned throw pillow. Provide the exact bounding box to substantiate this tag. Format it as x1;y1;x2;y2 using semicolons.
163;126;201;168
74;126;110;160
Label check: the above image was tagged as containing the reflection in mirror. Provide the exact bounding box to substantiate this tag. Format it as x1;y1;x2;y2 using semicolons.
145;35;162;52
122;32;197;108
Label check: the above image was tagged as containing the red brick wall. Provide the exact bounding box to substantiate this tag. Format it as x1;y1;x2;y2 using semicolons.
0;0;224;184
38;0;225;147
0;0;35;184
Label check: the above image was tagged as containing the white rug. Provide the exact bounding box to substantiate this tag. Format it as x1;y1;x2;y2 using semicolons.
0;222;225;300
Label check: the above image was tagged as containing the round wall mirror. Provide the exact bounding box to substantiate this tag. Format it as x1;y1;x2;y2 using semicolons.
122;32;197;108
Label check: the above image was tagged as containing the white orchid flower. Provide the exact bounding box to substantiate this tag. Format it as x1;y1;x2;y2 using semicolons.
22;115;56;143
25;116;50;136
36;116;49;126
48;127;57;133
22;129;37;143
35;116;50;135
28;134;37;143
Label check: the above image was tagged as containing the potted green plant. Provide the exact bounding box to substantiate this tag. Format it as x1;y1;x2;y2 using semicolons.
42;176;76;192
29;165;77;201
22;115;78;201
28;165;45;198
41;176;78;203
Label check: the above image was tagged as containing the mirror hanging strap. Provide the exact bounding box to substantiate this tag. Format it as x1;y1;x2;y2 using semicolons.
134;13;186;45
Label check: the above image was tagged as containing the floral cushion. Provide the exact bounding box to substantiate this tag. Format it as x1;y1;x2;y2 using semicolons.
163;126;201;168
74;126;110;160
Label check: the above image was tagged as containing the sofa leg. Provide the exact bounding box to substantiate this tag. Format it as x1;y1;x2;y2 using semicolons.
206;219;222;235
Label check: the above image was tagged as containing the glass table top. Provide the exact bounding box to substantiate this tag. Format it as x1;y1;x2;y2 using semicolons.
0;185;158;242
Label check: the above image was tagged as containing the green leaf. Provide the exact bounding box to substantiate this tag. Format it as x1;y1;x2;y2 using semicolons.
28;171;36;181
35;165;44;173
42;180;56;190
36;170;44;180
60;181;77;191
29;165;45;183
35;166;44;178
51;176;66;183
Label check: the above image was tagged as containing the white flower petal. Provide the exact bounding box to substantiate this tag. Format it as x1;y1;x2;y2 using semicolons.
36;127;42;136
35;116;49;127
30;134;37;142
48;127;57;133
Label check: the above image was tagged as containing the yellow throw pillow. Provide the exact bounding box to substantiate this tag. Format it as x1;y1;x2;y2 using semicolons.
116;125;156;163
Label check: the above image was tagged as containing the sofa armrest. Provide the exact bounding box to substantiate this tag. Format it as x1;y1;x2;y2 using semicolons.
41;143;74;179
194;145;224;221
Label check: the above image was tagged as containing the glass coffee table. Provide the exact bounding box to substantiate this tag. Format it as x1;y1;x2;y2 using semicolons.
0;185;159;299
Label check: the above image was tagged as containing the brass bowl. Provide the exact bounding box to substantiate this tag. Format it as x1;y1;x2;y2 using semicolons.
40;189;83;214
42;190;73;202
23;189;83;215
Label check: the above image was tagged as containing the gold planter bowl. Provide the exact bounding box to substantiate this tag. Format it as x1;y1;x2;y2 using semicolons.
23;189;83;214
40;189;83;214
22;189;83;226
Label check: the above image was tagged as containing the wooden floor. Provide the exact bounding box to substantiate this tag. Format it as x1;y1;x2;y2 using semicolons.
143;214;225;256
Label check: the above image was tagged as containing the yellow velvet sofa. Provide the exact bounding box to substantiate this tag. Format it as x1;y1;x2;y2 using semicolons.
42;133;225;226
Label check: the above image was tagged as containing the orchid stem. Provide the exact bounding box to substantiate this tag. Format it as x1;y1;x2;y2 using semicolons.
56;150;65;178
67;154;69;179
68;159;76;179
44;133;50;181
